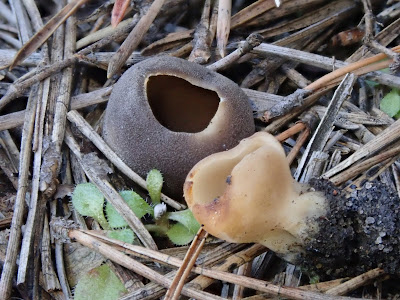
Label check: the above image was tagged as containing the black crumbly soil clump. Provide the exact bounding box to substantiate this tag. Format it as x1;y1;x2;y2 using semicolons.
302;178;400;279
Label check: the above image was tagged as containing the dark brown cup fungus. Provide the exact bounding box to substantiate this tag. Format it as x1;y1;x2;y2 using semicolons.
184;132;400;278
103;56;254;199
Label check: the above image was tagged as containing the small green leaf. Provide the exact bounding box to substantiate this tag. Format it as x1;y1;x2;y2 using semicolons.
107;229;135;244
166;223;196;245
380;89;400;118
146;169;163;204
74;264;127;300
168;209;200;234
106;191;153;228
71;183;109;229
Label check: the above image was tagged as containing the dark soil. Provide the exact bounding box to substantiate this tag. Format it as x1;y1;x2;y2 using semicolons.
303;178;400;279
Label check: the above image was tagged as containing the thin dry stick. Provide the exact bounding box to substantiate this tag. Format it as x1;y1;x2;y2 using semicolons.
230;0;275;29
216;0;231;57
69;229;359;300
253;43;400;89
0;56;77;112
107;0;166;78
76;18;133;49
326;268;385;295
0;87;38;300
323;116;400;179
68;230;224;300
232;262;252;300
16;79;50;287
329;143;400;185
189;0;212;63
305;45;400;91
208;33;263;71
275;122;306;142
66;110;184;210
299;278;351;292
9;0;88;69
41;213;61;291
361;0;400;68
120;244;261;299
287;127;310;165
0;87;112;131
82;229;247;273
165;228;208;300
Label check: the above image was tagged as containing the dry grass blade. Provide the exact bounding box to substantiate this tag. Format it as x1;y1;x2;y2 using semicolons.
230;0;276;29
329;143;400;185
0;87;38;299
275;122;307;142
111;0;130;28
295;73;357;181
258;0;354;38
305;45;400;92
107;0;166;78
216;0;232;57
9;0;88;69
243;0;326;28
165;227;208;300
326;268;385;295
323;115;400;179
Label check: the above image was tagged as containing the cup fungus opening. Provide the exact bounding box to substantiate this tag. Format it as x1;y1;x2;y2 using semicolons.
146;75;220;133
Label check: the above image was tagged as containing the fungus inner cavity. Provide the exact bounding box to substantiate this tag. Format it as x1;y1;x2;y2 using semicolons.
146;75;220;133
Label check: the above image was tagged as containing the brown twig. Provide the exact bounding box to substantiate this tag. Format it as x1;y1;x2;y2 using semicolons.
208;33;263;71
330;143;400;185
326;268;385;295
275;122;307;142
107;0;166;78
287;127;310;166
165;227;208;300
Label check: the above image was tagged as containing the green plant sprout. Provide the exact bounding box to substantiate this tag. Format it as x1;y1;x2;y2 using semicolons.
380;88;400;119
70;170;201;299
74;264;127;300
105;190;153;228
106;229;135;244
146;169;163;204
72;183;110;230
144;169;201;245
71;169;201;247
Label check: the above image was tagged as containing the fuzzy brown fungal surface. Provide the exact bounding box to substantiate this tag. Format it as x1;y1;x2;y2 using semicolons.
103;56;255;199
303;178;400;279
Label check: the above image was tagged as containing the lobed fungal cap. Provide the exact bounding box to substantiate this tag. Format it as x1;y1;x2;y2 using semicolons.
184;132;328;262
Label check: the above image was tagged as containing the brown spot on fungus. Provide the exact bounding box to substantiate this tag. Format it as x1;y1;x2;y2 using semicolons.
103;56;254;199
